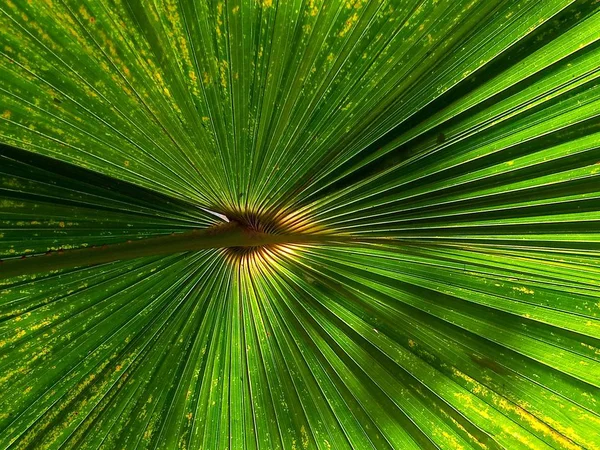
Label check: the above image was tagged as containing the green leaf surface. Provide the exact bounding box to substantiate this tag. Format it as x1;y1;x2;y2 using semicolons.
1;0;600;449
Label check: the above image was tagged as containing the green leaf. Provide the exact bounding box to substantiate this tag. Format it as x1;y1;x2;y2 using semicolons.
1;0;600;449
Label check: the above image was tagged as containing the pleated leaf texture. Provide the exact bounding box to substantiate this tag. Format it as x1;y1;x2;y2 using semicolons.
1;0;600;449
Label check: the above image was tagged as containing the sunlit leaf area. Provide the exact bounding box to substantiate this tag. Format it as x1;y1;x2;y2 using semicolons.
1;0;599;448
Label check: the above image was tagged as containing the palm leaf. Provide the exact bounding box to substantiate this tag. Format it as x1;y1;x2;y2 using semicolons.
1;0;599;448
